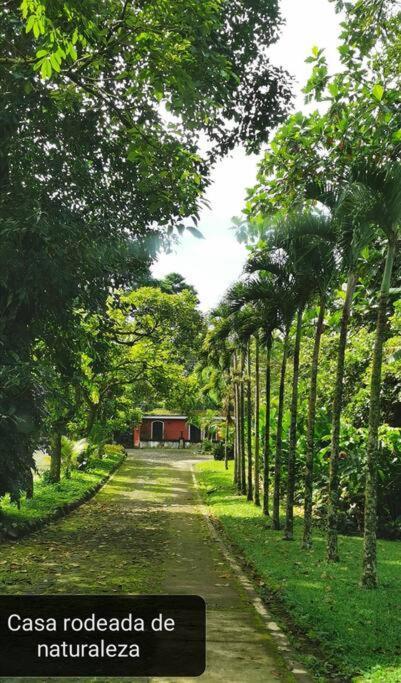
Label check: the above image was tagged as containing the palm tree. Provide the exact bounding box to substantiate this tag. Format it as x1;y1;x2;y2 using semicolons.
223;281;278;507
254;332;261;506
342;163;401;588
263;330;272;516
219;290;264;496
304;179;373;561
239;350;247;495
248;213;331;540
199;310;237;476
302;295;326;548
227;276;282;515
273;214;333;541
273;327;290;530
246;340;253;501
245;248;297;530
274;212;338;549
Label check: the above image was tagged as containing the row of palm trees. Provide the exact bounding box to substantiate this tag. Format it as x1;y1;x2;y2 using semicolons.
203;162;401;589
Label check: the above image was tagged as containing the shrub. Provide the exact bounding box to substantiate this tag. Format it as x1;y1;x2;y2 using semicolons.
61;437;88;477
212;442;234;461
201;439;213;453
103;443;126;457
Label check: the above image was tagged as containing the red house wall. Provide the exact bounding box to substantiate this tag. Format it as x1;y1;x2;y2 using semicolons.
140;418;189;441
164;419;188;440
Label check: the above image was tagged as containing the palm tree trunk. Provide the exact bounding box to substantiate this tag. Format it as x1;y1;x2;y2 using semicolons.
254;334;261;506
224;409;230;471
247;342;253;501
362;236;396;588
327;270;357;562
263;334;272;516
240;351;247;495
273;330;289;530
303;296;326;549
50;431;62;483
234;378;240;487
233;356;239;486
284;307;303;540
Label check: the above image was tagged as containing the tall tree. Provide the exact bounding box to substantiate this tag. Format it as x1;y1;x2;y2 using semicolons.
244;250;297;530
342;164;401;588
254;334;261;506
0;0;292;500
246;342;253;501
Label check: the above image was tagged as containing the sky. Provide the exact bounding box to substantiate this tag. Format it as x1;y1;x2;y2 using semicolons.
152;0;342;312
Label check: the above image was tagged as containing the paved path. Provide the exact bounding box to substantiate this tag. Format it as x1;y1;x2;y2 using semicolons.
0;450;302;683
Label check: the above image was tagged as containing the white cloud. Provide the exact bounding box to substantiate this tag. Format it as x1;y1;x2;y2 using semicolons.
152;0;342;312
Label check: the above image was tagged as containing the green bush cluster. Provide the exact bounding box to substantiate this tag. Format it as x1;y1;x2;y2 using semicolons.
212;442;234;461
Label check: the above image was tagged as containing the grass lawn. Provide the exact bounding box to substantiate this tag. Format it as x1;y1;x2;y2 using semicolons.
196;460;401;683
0;452;124;532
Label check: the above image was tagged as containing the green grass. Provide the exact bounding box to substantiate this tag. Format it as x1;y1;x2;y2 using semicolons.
196;460;401;682
0;453;124;530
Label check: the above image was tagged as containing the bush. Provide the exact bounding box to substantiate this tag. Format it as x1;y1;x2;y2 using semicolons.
212;442;234;461
61;437;88;477
103;443;126;456
201;439;213;453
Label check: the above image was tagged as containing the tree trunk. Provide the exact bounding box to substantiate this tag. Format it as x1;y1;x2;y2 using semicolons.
224;409;230;471
284;307;303;540
362;236;396;588
247;341;253;501
26;468;34;499
86;402;98;439
302;296;326;549
50;431;62;483
273;330;289;530
263;334;272;516
254;334;261;506
327;270;357;562
233;377;239;487
240;351;247;495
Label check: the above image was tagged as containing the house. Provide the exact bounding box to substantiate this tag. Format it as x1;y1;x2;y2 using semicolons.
133;415;202;448
115;412;224;449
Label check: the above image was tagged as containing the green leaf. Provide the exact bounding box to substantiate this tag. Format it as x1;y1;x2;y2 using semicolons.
186;226;205;239
372;84;384;101
328;82;339;98
25;15;35;33
50;53;61;72
33;20;40;39
389;348;401;364
40;59;52;79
